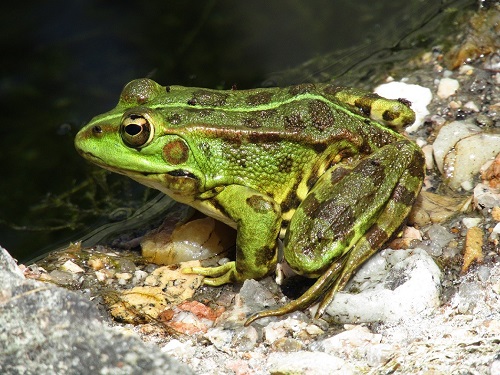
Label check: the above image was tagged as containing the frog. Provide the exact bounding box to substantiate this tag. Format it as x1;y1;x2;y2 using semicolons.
75;78;425;325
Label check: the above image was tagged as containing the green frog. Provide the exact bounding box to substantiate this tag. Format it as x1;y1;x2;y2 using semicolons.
75;78;425;325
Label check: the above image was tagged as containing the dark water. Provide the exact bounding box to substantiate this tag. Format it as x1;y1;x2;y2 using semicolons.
0;0;474;262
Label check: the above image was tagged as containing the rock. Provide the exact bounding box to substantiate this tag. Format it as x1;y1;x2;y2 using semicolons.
437;77;459;99
433;120;500;191
0;246;193;375
325;248;441;323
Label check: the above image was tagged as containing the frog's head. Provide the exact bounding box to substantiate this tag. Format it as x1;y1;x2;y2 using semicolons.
75;79;204;199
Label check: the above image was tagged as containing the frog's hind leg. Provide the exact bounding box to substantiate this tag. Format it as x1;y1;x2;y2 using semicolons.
314;152;425;318
245;141;424;325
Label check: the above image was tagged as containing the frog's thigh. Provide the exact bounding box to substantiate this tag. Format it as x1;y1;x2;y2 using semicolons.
284;140;424;277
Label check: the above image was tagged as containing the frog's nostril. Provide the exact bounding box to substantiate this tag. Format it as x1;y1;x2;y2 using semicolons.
92;125;103;134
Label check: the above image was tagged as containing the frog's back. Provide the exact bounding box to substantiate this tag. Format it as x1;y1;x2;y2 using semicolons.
145;82;408;148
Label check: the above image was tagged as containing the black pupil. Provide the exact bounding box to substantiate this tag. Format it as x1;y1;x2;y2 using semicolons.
125;123;142;136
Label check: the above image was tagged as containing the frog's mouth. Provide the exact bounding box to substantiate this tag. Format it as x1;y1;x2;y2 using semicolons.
77;149;201;194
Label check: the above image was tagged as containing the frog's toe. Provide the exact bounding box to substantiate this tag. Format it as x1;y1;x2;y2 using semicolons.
182;262;237;286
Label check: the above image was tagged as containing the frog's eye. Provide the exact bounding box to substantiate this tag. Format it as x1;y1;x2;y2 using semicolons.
120;114;154;148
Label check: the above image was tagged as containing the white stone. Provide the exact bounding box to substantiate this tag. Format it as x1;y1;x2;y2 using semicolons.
462;217;482;228
433;121;500;190
463;101;479;112
60;260;84;274
433;120;481;174
325;248;441;323
437;77;459;99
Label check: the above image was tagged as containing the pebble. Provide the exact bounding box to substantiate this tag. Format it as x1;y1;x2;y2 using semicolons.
474;183;500;209
60;260;84;273
462;217;482;228
162;339;196;360
437;77;459;99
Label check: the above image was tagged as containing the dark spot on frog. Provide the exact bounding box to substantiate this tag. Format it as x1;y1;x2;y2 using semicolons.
187;98;197;106
284;113;306;132
299;193;321;219
165;86;171;93
354;96;376;117
408;150;426;179
279;180;302;213
366;224;389;249
392;184;417;206
288;83;316;96
382;109;398;122
281;219;290;230
312;142;328;153
246;195;273;214
246;242;276;270
278;156;294;173
246;92;273;106
309;100;335;132
163;139;189;165
360;124;399;149
191;89;228;107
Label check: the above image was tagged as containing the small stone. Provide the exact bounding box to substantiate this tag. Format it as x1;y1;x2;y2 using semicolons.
492;207;500;221
437;77;459;99
231;326;259;351
464;101;479;112
204;327;234;353
271;337;303;352
239;278;277;314
161;339;196;360
474;183;500;209
462;217;482;228
49;270;76;285
462;226;484;273
60;260;84;273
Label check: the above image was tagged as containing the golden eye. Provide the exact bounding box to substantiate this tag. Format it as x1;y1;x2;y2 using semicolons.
120;114;153;148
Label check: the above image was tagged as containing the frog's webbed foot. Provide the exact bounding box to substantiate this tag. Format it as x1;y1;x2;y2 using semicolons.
182;261;239;286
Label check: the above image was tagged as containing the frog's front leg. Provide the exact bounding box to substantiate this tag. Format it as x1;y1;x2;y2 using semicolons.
182;185;280;286
245;140;424;325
